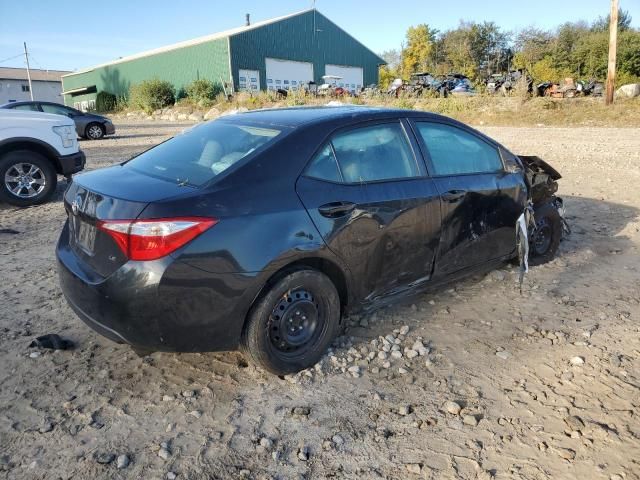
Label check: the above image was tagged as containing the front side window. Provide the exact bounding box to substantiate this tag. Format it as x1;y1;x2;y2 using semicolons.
306;123;419;183
415;122;503;176
125;122;283;187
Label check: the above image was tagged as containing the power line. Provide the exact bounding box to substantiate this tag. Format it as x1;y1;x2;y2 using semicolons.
0;53;24;65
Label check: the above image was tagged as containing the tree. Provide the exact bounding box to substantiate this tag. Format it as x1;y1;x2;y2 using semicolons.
591;8;632;32
513;27;554;71
401;24;438;76
380;49;401;71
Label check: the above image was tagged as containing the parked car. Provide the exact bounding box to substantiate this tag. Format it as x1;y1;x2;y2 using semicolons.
0;109;85;206
57;107;565;375
0;101;115;140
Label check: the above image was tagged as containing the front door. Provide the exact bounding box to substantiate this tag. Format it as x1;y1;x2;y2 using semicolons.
296;120;442;302
411;120;527;276
238;69;260;92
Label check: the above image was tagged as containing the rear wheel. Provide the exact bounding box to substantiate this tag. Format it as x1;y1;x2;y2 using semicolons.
0;150;57;206
85;123;105;140
529;202;562;266
240;269;341;375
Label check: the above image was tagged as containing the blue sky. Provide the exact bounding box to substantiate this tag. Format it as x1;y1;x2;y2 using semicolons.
1;0;639;72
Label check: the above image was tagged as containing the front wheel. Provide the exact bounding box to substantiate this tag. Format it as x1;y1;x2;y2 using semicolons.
85;123;105;140
529;202;562;266
0;150;57;206
241;269;341;375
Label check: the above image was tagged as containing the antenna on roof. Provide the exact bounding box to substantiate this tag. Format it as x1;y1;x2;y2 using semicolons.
245;13;250;26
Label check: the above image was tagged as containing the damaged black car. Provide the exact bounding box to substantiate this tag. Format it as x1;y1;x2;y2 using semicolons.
57;106;566;375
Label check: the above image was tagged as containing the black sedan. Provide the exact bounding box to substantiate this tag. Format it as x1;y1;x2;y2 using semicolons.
1;101;115;140
57;107;565;374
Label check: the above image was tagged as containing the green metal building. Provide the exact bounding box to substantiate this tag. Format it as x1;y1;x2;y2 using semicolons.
62;9;385;109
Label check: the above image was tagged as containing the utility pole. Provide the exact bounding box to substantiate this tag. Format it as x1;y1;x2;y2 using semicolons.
605;0;618;105
23;42;34;101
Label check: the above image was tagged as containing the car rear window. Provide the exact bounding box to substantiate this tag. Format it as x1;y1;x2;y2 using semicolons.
124;122;283;186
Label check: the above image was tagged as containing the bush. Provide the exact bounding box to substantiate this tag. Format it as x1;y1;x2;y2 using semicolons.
95;91;118;112
129;79;175;114
185;79;222;106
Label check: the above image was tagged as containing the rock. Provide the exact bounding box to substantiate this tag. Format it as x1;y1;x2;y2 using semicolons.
570;356;585;366
359;318;369;328
491;270;506;281
292;406;310;417
496;351;510;360
398;405;413;416
158;447;171;461
462;414;478;426
204;107;220;120
398;367;409;375
382;361;391;369
116;454;130;469
555;447;576;461
166;472;177;480
39;420;54;433
259;437;273;450
332;434;344;446
297;446;309;461
188;113;203;122
406;463;422;474
400;325;410;335
188;410;202;418
177;113;189;121
391;351;403;359
348;365;361;375
182;390;195;398
524;326;537;335
377;351;388;360
616;83;640;98
95;452;115;464
29;352;41;359
405;349;419;359
564;415;585;431
444;401;462;415
162;395;175;402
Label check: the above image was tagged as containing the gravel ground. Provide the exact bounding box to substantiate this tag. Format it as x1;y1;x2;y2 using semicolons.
0;121;639;480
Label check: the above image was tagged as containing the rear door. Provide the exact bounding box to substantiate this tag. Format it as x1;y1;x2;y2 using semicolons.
296;120;441;302
410;120;526;276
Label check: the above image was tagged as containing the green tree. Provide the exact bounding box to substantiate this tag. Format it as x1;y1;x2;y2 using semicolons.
591;8;632;32
401;24;438;76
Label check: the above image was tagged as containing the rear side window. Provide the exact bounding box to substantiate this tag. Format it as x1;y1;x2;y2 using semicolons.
125;122;282;186
41;104;74;116
12;104;39;112
415;122;503;175
306;123;419;183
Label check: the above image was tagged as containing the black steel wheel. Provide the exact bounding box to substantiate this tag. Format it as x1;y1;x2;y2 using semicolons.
241;269;341;375
529;202;562;266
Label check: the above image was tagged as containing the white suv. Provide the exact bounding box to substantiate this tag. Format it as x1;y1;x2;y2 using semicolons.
0;109;85;206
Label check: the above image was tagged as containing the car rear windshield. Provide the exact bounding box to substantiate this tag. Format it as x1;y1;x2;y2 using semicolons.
124;121;283;186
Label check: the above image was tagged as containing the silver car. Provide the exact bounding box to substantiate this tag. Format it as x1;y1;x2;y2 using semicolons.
0;101;115;140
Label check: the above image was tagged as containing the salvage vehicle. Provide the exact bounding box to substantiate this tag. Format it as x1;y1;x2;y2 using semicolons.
57;107;565;375
1;101;116;140
0;109;85;206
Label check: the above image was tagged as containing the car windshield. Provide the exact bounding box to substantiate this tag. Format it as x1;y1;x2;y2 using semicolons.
124;121;283;186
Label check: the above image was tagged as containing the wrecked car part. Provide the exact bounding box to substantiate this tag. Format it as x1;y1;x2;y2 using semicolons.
29;334;74;350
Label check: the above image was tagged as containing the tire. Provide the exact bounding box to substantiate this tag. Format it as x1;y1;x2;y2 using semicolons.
85;123;105;140
529;202;562;266
240;269;341;375
0;150;57;207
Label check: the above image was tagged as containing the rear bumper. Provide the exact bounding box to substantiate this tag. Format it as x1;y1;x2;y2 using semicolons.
58;150;86;176
56;224;263;352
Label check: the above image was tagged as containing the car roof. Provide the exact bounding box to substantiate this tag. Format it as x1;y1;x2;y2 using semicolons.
217;106;444;128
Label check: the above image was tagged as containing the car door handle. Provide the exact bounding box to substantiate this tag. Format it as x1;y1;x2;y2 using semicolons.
318;201;356;218
442;189;467;203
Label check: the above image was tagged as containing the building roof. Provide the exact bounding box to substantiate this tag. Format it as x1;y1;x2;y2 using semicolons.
0;67;70;82
64;9;384;78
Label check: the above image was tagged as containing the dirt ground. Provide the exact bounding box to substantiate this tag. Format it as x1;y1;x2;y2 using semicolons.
0;121;639;480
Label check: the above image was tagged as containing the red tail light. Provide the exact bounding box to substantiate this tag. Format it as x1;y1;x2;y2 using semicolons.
97;217;217;261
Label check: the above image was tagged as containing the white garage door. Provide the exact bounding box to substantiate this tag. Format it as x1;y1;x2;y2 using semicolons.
265;58;314;91
325;65;363;93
